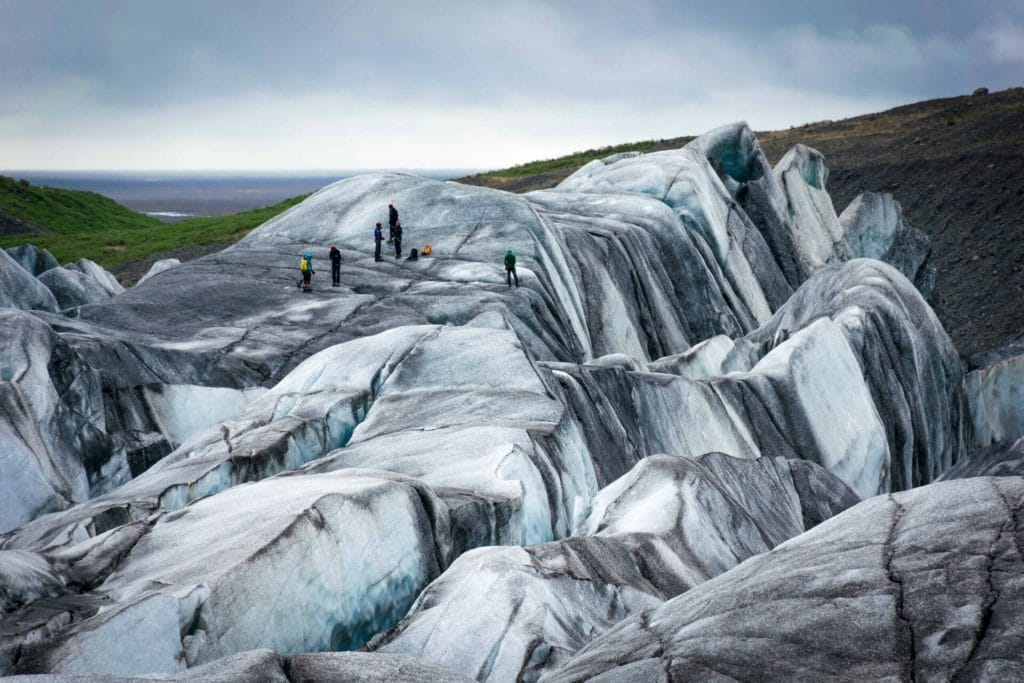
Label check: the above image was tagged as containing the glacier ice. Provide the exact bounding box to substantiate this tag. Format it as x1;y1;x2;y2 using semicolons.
14;592;187;677
0;121;995;678
4;649;473;681
773;143;846;273
374;454;857;681
546;477;1024;682
63;258;125;299
0;310;111;532
0;248;58;312
38;267;116;310
942;435;1024;479
838;192;934;296
545;260;964;498
6;244;60;277
1;249;122;313
11;470;453;675
965;344;1024;448
141;384;266;448
0;550;65;613
137;257;182;284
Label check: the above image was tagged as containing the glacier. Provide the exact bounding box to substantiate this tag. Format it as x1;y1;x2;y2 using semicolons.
545;476;1024;682
1;122;1022;679
373;454;858;681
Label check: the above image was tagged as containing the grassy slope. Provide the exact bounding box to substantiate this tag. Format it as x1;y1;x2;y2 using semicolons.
0;175;162;234
0;175;306;268
458;138;694;193
476;140;663;177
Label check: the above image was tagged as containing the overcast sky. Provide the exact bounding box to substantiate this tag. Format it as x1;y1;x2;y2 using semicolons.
2;0;1022;171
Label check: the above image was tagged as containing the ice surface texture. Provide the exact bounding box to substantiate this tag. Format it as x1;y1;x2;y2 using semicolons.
2;245;123;312
549;259;966;497
0;310;111;532
374;454;858;681
0;248;58;312
545;476;1024;682
6;244;60;277
0;123;1011;678
137;258;181;284
2;650;474;682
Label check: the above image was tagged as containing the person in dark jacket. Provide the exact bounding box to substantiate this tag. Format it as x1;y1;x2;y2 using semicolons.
394;222;403;258
504;250;518;287
374;222;384;261
329;245;341;286
388;203;399;243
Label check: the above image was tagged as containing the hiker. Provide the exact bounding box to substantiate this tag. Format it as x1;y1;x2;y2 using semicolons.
504;250;519;287
394;222;403;258
298;251;314;291
374;222;384;261
329;245;341;286
388;203;399;243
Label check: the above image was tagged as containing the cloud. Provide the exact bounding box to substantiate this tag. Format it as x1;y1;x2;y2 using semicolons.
0;0;1021;170
979;22;1024;63
774;23;970;96
0;84;902;171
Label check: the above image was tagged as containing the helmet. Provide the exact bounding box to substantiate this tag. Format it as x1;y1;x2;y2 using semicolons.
304;251;313;258
376;221;382;227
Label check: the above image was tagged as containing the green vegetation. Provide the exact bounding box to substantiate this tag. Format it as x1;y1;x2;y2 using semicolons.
458;136;695;192
0;175;162;235
0;175;307;268
462;139;671;180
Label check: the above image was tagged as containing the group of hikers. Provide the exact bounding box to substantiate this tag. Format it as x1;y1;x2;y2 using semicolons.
298;202;520;291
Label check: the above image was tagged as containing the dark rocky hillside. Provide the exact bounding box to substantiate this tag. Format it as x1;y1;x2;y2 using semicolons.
464;87;1024;357
0;208;46;236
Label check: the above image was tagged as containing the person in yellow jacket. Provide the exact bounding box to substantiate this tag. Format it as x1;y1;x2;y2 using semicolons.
297;251;314;291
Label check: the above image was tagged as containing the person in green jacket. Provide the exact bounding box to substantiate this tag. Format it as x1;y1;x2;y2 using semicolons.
504;250;518;287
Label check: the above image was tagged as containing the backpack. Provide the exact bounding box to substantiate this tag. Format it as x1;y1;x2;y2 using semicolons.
300;257;310;272
408;248;419;261
422;244;432;256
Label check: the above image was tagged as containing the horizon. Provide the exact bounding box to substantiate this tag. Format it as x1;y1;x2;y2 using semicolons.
3;84;1012;176
0;89;972;175
2;168;482;176
4;1;1023;171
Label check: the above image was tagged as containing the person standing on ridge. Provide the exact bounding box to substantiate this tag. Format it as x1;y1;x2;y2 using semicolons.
374;222;384;261
394;222;403;259
329;245;341;286
504;250;519;287
388;203;399;243
298;250;314;291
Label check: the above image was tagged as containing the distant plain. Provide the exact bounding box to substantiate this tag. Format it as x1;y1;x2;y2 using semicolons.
3;170;478;222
